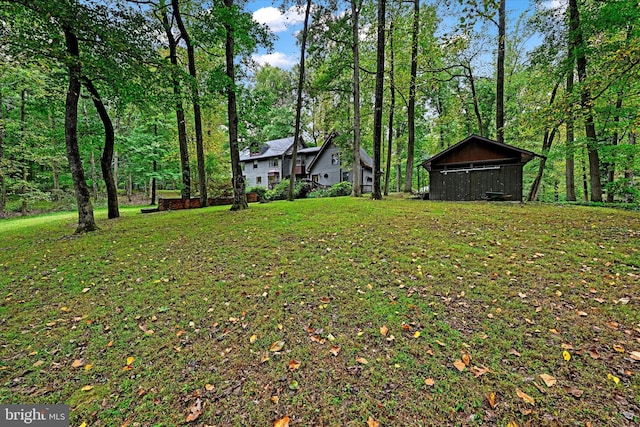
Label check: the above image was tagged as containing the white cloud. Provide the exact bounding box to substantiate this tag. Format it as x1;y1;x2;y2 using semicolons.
252;52;298;68
541;0;567;12
253;6;304;33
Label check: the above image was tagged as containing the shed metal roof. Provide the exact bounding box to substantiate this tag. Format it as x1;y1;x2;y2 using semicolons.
421;134;539;171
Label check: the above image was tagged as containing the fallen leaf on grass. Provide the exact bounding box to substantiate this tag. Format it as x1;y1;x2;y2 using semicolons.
84;364;93;371
249;334;257;343
509;349;521;357
126;356;135;365
461;353;471;366
562;351;571;361
413;331;421;338
330;346;340;356
380;325;388;336
486;391;497;408
539;374;557;387
607;373;620;384
269;341;285;352
185;398;202;422
356;357;368;365
565;386;583;398
270;395;279;404
367;416;380;427
453;359;466;372
516;388;535;405
471;365;490;377
32;360;44;368
288;360;301;371
613;344;625;353
71;359;84;368
310;335;325;344
630;351;640;361
205;384;215;391
577;310;588;317
605;321;619;330
507;422;519;427
81;385;93;391
79;423;87;427
261;352;270;363
424;378;435;386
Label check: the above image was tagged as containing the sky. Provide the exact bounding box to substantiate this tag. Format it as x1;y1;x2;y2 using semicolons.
246;1;307;69
246;0;554;71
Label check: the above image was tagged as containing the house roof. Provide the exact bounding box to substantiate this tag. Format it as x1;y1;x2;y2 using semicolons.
298;146;321;155
420;134;539;171
239;136;298;162
307;132;373;171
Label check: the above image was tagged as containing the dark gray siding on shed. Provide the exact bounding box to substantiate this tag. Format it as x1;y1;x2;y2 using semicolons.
430;164;523;201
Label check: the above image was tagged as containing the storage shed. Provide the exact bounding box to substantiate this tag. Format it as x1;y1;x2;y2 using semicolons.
421;135;537;201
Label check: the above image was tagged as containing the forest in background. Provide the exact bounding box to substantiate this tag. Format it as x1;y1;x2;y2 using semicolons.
0;0;638;228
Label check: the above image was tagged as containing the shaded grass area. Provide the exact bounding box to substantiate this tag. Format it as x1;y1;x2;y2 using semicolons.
1;197;639;426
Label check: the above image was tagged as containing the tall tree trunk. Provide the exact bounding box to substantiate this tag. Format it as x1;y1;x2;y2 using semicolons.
384;19;395;196
565;67;576;201
151;124;157;205
496;0;506;142
528;129;557;201
160;7;190;200
528;80;561;201
0;91;5;213
569;0;602;201
20;88;27;216
128;171;132;201
465;64;483;137
63;26;96;233
395;129;402;192
288;0;312;201
606;95;623;203
435;92;445;149
351;0;362;197
113;149;119;191
224;0;247;210
581;147;589;202
172;0;206;206
82;98;98;202
624;131;635;202
371;0;386;200
83;77;119;218
404;0;419;193
90;151;98;201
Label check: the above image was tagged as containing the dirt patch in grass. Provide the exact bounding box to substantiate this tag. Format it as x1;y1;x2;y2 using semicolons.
1;198;638;426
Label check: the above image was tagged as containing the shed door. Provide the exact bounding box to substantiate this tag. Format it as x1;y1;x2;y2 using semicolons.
437;171;471;200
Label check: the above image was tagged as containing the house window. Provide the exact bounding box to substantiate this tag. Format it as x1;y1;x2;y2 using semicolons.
312;175;319;183
331;153;340;165
253;160;258;169
271;159;279;167
256;176;262;185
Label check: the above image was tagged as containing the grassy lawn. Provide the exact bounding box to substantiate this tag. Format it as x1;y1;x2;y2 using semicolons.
1;196;639;426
